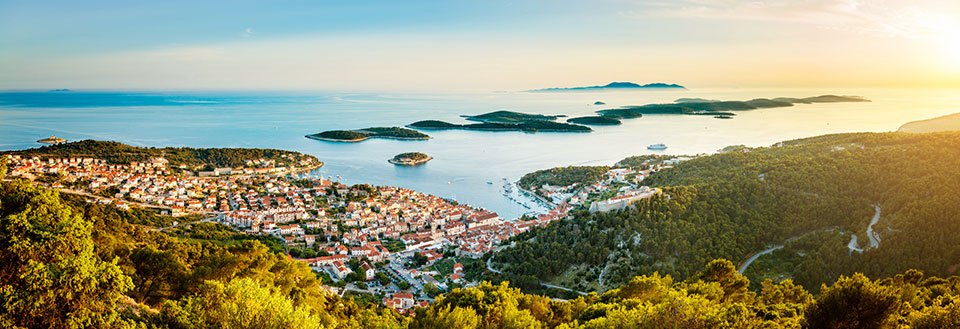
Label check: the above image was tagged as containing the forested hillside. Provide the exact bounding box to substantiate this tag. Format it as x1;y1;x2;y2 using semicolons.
4;133;960;328
494;132;960;292
5;140;321;170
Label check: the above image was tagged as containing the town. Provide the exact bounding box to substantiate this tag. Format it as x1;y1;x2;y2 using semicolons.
3;153;571;312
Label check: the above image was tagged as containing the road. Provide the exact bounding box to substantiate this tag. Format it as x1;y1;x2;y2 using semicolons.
486;252;587;296
738;245;784;274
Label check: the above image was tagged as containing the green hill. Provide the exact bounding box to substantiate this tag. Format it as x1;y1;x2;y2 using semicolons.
3;140;321;171
494;132;960;294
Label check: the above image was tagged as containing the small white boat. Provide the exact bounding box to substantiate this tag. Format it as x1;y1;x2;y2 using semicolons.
647;143;668;150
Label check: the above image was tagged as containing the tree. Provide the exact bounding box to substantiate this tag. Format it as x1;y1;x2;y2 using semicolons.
158;278;330;329
423;283;441;298
412;252;428;266
804;273;899;329
0;181;135;328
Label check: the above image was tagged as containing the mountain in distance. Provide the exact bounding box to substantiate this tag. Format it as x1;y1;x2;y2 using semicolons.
899;112;960;133
531;81;686;92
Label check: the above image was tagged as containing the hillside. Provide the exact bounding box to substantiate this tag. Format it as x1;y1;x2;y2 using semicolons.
899;112;960;133
3;140;322;171
493;132;960;294
4;145;960;328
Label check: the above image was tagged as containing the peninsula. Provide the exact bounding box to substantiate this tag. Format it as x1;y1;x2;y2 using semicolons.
305;127;430;142
4;139;323;174
531;81;686;92
388;152;433;166
597;95;869;119
899;112;960;133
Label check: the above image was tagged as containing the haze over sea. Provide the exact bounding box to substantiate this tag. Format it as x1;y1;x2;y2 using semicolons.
2;88;958;219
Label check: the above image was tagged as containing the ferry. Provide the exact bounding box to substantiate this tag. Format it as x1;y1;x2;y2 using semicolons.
647;143;668;150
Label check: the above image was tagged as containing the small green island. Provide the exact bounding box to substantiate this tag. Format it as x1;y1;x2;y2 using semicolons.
597;95;869;119
305;127;430;142
408;119;592;133
462;110;564;123
408;110;591;133
566;116;622;125
388;152;433;166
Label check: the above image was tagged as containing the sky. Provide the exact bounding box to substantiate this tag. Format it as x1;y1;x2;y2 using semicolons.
1;0;959;91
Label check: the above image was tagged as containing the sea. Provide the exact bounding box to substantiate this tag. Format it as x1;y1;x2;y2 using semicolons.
2;87;959;219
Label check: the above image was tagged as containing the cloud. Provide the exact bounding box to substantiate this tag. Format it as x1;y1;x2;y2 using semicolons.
633;0;960;40
241;27;254;38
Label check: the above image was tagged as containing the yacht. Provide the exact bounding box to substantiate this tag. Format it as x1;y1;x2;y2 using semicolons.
647;143;668;150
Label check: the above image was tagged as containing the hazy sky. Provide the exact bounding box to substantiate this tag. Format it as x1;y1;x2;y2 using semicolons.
1;0;958;91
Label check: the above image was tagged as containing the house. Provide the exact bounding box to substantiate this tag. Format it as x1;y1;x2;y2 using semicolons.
384;292;415;310
328;261;352;280
361;262;375;281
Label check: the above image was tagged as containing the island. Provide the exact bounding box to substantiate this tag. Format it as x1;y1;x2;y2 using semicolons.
305;127;430;142
899;112;960;133
37;135;67;144
566;116;622;126
388;152;433;166
597;95;869;119
531;81;686;92
462;110;564;123
407;120;592;133
593;101;606;105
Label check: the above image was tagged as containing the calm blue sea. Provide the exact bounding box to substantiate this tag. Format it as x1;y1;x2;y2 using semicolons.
2;88;959;218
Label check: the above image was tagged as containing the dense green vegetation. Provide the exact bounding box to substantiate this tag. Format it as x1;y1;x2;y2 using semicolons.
0;174;405;328
5;134;960;327
416;260;960;328
495;132;960;295
565;116;622;126
306;127;430;142
518;166;611;195
463;110;562;123
407;120;592;133
597;95;868;119
4;140;321;170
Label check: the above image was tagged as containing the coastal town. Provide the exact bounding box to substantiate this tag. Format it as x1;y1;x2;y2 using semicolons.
2;152;574;313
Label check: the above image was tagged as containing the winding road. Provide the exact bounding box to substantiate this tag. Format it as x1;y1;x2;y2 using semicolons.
738;245;784;274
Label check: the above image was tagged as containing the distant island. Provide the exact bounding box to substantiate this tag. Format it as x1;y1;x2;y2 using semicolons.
47;89;71;92
36;135;67;144
566;116;622;126
593;101;606;105
531;81;686;92
305;127;430;142
463;110;564;123
597;95;869;119
388;152;432;166
899;112;960;133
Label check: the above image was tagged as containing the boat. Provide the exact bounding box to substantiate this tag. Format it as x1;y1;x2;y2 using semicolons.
487;181;493;185
647;143;668;150
37;135;67;144
714;114;734;119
